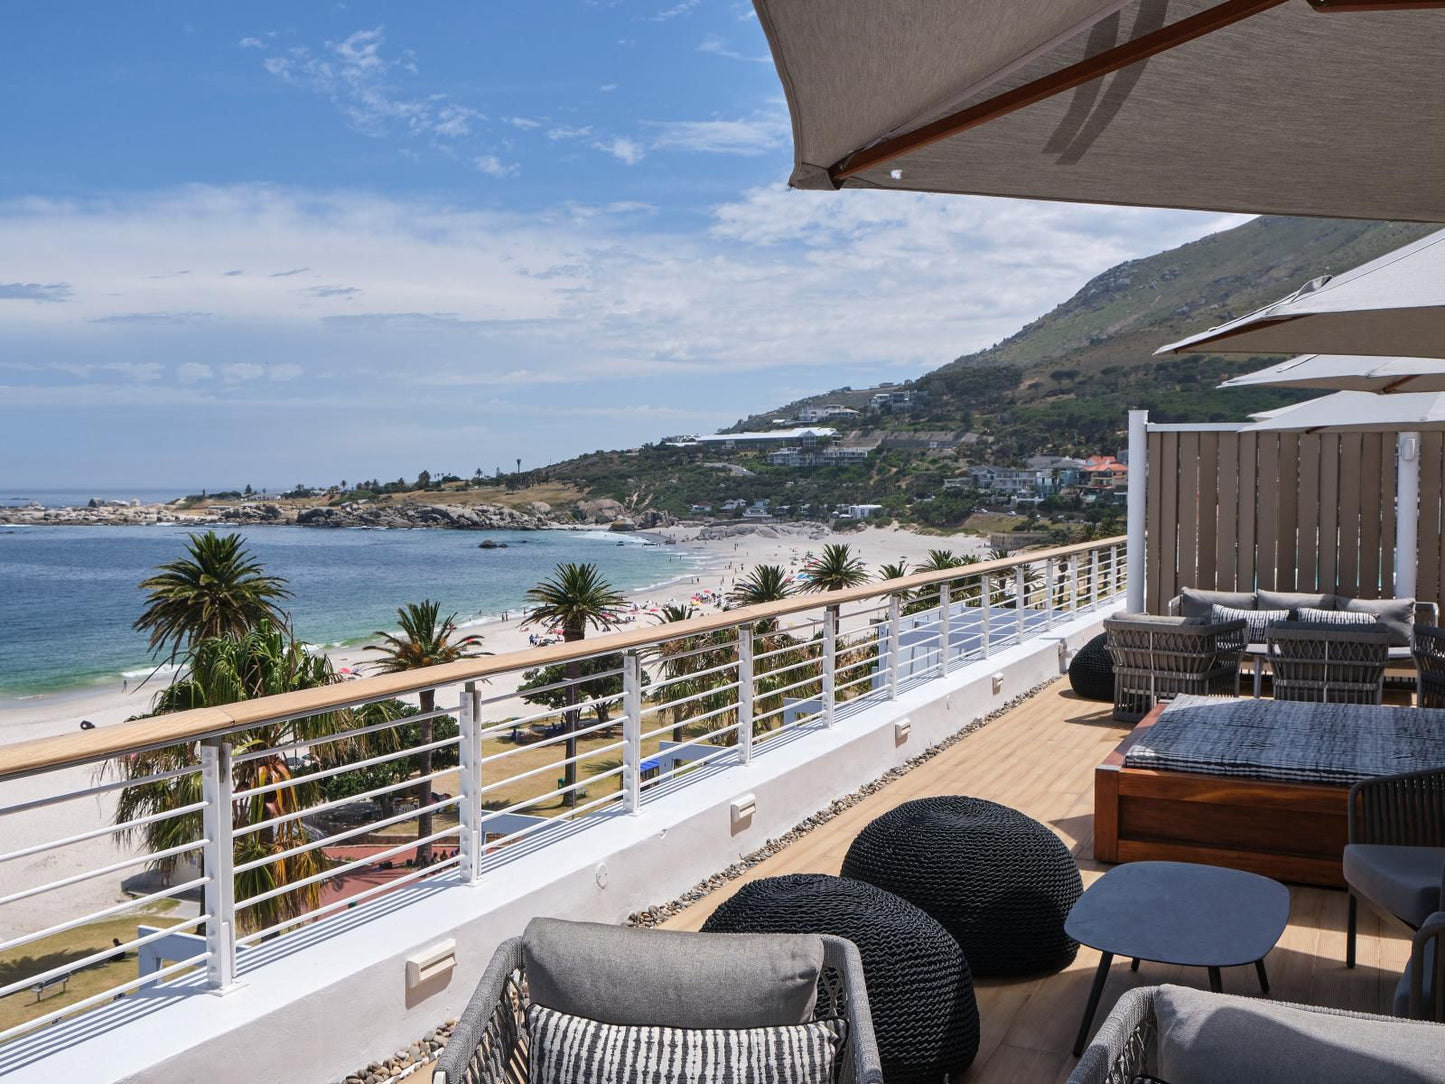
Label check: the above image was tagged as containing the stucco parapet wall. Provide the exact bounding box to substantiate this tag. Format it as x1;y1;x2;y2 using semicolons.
0;610;1109;1084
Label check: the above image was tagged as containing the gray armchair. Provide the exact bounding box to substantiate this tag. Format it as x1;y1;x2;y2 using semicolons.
1345;766;1445;972
432;918;882;1084
1399;911;1445;1022
1415;625;1445;708
1265;622;1392;705
1103;614;1247;723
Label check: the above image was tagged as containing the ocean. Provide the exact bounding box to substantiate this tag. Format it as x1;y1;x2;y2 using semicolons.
0;524;704;698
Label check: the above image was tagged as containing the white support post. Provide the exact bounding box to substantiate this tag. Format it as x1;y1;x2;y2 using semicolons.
200;740;237;992
1015;566;1026;642
457;682;483;883
1110;544;1121;598
938;582;952;675
623;651;643;813
1091;549;1101;611
1397;432;1420;600
1045;559;1056;629
1126;409;1148;612
1069;555;1080;612
981;574;992;657
737;624;754;765
886;594;902;698
822;609;837;727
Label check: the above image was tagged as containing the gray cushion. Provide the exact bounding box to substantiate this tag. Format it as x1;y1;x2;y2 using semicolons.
522;917;823;1028
1339;597;1417;647
1395;914;1441;1018
1344;845;1445;928
1154;984;1445;1083
527;1004;846;1084
1180;588;1255;620
1258;590;1336;613
1212;604;1288;643
1295;606;1379;626
1110;612;1210;627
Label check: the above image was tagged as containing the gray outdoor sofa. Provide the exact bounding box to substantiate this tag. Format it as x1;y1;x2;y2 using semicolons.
1167;587;1437;649
1069;984;1445;1084
432;917;882;1084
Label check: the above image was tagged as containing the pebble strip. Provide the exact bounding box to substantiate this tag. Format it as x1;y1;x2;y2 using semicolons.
627;678;1059;927
328;677;1058;1082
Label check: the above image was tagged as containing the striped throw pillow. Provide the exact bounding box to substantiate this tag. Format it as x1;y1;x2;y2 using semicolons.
1211;604;1288;643
1294;607;1379;627
527;1004;847;1084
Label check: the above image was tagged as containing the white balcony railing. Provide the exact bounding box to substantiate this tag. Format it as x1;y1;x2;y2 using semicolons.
0;536;1125;1047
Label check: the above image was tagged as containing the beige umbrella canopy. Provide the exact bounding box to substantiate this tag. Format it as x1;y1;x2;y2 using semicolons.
1240;390;1445;432
1220;354;1445;394
753;0;1445;220
1157;228;1445;358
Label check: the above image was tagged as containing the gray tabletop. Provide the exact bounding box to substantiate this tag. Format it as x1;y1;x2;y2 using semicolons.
1066;861;1290;967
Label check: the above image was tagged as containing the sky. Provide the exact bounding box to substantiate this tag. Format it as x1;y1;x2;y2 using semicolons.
0;2;1252;490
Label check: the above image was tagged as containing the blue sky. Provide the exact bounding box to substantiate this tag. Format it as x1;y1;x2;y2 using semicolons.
0;2;1248;490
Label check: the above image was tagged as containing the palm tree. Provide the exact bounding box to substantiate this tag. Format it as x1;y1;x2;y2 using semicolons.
115;621;349;934
878;561;911;582
134;531;292;665
801;543;869;631
729;564;792;607
522;564;624;806
366;601;483;861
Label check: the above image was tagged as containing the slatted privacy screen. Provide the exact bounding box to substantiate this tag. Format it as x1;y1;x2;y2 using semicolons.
1145;430;1443;615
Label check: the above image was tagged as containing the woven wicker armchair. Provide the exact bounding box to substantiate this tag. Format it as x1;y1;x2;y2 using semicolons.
432;926;882;1084
1103;615;1247;723
1264;622;1391;705
1415;625;1445;708
1345;765;1445;971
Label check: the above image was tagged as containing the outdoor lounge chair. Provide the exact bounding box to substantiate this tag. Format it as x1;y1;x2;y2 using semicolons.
431;917;882;1084
1415;625;1445;708
1401;911;1445;1022
1068;985;1445;1084
1345;766;1445;972
1265;622;1392;705
1103;614;1247;723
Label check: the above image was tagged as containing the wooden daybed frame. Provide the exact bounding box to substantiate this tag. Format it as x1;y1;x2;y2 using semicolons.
1095;702;1350;887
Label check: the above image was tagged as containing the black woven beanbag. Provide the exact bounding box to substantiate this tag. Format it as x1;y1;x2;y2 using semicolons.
842;796;1083;977
702;873;979;1084
1069;632;1115;702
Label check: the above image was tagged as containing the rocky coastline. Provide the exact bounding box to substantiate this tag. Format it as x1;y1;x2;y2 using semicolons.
0;496;678;532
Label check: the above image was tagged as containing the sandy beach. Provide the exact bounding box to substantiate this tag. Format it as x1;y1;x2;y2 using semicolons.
0;522;984;938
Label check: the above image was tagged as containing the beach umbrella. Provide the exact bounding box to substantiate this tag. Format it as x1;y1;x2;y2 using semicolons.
1239;391;1445;433
1220;354;1445;395
1158;228;1445;358
753;1;1445;220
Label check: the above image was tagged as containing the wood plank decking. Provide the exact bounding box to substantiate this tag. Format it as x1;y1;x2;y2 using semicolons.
663;679;1412;1083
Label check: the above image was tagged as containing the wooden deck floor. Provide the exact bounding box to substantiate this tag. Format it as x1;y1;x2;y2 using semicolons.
663;679;1412;1083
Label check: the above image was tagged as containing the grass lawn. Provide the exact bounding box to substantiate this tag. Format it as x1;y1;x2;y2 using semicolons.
0;901;186;1035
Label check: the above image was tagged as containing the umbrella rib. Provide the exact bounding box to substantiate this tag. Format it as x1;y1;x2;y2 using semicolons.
829;0;1289;184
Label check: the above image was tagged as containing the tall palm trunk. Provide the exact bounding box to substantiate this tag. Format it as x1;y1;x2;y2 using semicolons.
416;687;436;863
562;619;584;808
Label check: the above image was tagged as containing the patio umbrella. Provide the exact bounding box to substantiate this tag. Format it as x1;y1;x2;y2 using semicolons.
1220;354;1445;395
1239;391;1445;433
753;1;1445;220
1157;228;1445;358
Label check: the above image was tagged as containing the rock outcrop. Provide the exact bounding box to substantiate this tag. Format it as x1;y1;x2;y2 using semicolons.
295;502;555;530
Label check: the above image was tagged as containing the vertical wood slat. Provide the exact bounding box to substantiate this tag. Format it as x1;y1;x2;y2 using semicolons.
1337;433;1364;600
1419;433;1444;613
1214;434;1238;592
1158;432;1180;609
1318;434;1341;595
1237;432;1258;592
1380;433;1397;600
1197;432;1219;591
1177;431;1201;596
1255;435;1280;593
1146;431;1164;612
1358;433;1384;598
1296;434;1321;594
1275;433;1300;590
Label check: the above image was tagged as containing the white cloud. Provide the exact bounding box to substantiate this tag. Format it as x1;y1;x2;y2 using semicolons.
238;36;265;49
474;155;519;178
177;362;212;383
222;363;265;384
645;0;699;20
697;35;770;63
647;113;789;155
599;83;618;93
508;116;542;129
595;136;644;165
547;125;592;141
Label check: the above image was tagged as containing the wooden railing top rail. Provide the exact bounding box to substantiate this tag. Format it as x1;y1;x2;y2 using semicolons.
0;536;1125;780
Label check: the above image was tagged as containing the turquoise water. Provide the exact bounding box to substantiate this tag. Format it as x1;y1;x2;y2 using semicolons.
0;525;703;697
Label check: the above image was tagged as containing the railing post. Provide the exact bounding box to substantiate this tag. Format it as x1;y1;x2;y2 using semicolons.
623;650;643;813
737;624;754;764
939;582;951;675
1110;543;1121;598
200;739;237;992
1091;548;1101;611
822;608;837;727
1045;559;1056;629
1070;555;1081;612
458;682;483;883
886;593;902;698
1015;565;1026;642
981;574;992;657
